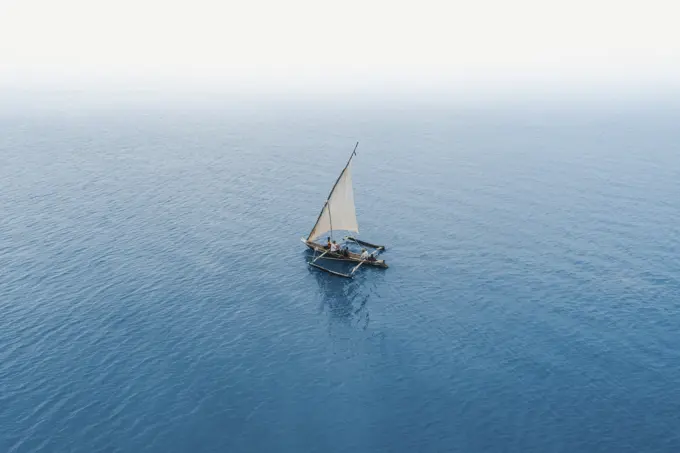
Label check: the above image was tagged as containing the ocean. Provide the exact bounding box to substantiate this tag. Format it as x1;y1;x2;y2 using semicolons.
1;97;680;452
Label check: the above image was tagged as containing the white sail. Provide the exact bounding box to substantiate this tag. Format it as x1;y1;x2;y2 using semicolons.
308;161;359;241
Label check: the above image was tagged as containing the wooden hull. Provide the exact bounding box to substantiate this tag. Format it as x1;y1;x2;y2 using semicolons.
304;240;388;268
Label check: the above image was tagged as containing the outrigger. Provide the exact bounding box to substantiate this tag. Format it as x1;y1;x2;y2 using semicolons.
301;142;388;278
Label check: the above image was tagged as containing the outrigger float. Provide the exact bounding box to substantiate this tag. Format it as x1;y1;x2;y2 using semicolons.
301;142;388;278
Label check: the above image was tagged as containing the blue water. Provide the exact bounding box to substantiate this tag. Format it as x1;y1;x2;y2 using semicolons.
1;100;680;452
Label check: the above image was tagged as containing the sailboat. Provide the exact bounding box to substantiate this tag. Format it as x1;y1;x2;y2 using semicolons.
301;142;388;278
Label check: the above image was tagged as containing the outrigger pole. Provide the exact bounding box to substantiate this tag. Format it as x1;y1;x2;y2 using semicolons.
312;249;329;264
350;248;381;275
310;247;353;278
309;262;353;278
350;261;365;275
345;236;386;251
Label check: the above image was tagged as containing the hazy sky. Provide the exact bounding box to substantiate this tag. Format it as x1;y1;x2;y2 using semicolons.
1;0;679;97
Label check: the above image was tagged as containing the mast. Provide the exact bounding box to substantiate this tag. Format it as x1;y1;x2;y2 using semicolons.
307;142;359;241
328;200;333;240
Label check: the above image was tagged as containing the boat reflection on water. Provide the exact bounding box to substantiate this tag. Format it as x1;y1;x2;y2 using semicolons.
308;254;370;331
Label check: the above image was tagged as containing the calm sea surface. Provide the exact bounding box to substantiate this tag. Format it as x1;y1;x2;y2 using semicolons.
1;100;680;452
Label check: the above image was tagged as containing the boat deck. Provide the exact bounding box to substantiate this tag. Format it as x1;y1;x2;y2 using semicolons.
304;240;388;268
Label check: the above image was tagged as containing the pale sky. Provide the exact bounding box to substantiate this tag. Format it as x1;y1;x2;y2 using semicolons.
1;0;679;97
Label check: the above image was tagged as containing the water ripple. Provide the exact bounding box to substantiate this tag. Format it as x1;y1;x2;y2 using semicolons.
1;106;680;452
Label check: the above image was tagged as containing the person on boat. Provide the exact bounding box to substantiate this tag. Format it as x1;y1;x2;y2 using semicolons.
326;237;332;249
360;248;377;261
341;246;350;257
330;241;340;253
